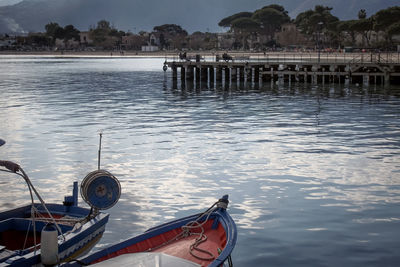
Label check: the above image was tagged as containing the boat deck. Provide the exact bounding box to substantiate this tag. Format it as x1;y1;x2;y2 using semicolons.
92;219;227;267
153;221;226;266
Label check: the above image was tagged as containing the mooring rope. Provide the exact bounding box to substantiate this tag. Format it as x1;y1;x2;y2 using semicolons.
147;201;220;261
184;205;218;261
187;221;215;261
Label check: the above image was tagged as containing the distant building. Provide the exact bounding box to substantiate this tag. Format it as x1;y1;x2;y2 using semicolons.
141;32;162;51
149;33;161;46
275;23;312;48
55;38;80;49
341;30;388;48
79;32;93;45
141;45;159;52
0;35;16;49
122;34;146;50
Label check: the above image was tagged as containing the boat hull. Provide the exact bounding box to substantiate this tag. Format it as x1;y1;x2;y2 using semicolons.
62;208;236;267
0;203;109;267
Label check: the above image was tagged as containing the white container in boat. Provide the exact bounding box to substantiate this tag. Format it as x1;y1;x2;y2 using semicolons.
41;224;59;265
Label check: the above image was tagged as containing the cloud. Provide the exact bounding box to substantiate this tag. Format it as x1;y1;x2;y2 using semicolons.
0;16;25;33
0;0;22;7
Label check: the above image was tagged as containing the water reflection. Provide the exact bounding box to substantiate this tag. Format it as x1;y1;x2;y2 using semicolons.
1;56;400;266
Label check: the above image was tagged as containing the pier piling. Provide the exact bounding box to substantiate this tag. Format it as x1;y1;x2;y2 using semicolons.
224;67;230;84
216;67;223;83
239;67;244;83
195;66;200;83
201;67;208;83
209;67;215;86
231;67;237;83
181;66;186;81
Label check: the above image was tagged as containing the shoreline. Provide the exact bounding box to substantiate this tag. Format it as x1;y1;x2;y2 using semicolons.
1;50;398;63
0;50;362;57
0;50;175;58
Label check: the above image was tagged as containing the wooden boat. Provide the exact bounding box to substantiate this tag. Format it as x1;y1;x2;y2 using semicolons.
63;195;237;267
0;138;120;266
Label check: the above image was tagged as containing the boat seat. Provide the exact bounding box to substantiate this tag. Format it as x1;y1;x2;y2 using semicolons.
90;252;201;267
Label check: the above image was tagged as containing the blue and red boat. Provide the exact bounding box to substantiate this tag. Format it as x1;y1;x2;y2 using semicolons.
63;195;237;267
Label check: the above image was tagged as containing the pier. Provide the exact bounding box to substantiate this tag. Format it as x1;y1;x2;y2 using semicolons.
164;52;400;87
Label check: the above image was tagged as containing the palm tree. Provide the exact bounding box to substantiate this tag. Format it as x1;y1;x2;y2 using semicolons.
358;9;367;19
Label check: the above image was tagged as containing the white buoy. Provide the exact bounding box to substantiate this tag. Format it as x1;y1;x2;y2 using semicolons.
41;224;59;266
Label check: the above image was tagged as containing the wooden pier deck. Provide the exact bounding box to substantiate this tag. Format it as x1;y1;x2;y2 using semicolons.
164;52;400;86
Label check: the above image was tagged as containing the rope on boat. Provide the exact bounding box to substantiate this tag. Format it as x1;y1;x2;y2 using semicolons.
147;199;228;262
0;164;67;253
182;205;218;261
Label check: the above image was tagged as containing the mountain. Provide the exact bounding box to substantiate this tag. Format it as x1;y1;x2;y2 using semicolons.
0;0;397;34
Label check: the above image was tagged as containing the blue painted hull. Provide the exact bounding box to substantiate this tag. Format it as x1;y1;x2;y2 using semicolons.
0;203;109;267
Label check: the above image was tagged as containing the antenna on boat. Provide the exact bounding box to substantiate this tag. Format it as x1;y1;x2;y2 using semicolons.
98;132;102;170
80;132;121;211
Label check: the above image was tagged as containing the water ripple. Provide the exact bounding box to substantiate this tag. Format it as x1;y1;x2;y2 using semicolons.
1;56;400;266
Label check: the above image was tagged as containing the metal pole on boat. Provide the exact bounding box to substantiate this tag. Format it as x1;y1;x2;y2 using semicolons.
98;132;102;170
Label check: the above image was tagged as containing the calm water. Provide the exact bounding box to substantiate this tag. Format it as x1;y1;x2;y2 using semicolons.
1;56;400;266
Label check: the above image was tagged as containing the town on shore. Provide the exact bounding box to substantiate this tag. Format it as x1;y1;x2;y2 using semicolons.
1;5;399;54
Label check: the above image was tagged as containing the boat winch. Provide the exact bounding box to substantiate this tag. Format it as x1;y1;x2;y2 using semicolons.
81;169;121;210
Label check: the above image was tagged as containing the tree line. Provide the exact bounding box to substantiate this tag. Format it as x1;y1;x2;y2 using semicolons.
219;4;400;49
